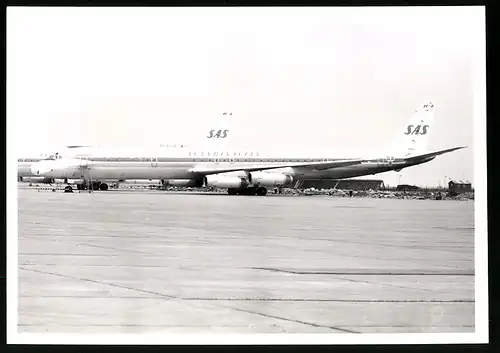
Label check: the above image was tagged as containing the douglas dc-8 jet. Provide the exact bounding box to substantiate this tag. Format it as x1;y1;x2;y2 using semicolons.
17;146;95;184
30;102;466;196
17;144;190;185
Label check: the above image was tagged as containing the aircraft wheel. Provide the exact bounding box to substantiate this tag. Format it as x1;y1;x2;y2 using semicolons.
256;187;267;196
238;187;255;196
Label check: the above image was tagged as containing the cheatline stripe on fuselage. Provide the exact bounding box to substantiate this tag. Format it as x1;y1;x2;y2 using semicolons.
55;157;405;164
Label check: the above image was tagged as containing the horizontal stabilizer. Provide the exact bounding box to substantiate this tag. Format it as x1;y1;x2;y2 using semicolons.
190;159;364;176
404;146;467;163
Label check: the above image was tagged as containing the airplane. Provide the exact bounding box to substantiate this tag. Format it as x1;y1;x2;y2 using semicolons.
17;146;93;184
17;144;188;186
29;102;466;196
17;109;234;188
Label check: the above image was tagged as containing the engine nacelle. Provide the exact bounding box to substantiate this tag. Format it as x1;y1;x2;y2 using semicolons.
204;175;248;189
162;179;204;187
249;172;293;187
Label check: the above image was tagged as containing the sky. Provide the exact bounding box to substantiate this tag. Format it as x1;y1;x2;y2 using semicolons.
7;7;485;187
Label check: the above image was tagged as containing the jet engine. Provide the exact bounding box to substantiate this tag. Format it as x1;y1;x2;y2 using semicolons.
249;172;293;187
204;175;249;189
161;179;204;187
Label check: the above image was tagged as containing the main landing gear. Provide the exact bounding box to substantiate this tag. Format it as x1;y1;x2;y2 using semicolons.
75;182;109;191
227;187;268;196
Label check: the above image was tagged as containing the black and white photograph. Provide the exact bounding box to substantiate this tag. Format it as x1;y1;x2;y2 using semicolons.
7;6;487;345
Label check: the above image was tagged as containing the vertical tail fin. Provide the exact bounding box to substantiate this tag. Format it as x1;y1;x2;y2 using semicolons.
393;101;435;158
200;111;237;150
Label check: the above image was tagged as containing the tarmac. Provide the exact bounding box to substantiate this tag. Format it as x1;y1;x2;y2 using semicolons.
17;188;475;334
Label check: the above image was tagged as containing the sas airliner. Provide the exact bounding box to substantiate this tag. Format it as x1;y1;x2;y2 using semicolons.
17;144;189;186
29;102;466;196
17;146;95;184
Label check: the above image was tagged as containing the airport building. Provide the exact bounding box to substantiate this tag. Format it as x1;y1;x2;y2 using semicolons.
292;179;385;191
448;180;472;193
396;184;420;191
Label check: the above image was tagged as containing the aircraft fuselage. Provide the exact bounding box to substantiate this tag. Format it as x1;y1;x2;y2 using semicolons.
29;154;428;181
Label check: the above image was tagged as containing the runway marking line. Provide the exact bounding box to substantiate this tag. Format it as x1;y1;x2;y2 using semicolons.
18;295;475;303
18;267;359;332
19;267;178;299
252;267;474;276
219;305;359;334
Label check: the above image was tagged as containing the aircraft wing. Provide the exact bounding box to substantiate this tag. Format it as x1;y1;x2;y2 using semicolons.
190;159;364;176
404;146;467;163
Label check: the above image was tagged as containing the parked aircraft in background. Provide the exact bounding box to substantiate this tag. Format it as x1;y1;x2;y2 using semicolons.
17;146;94;183
17;145;187;185
17;109;236;187
29;102;466;195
